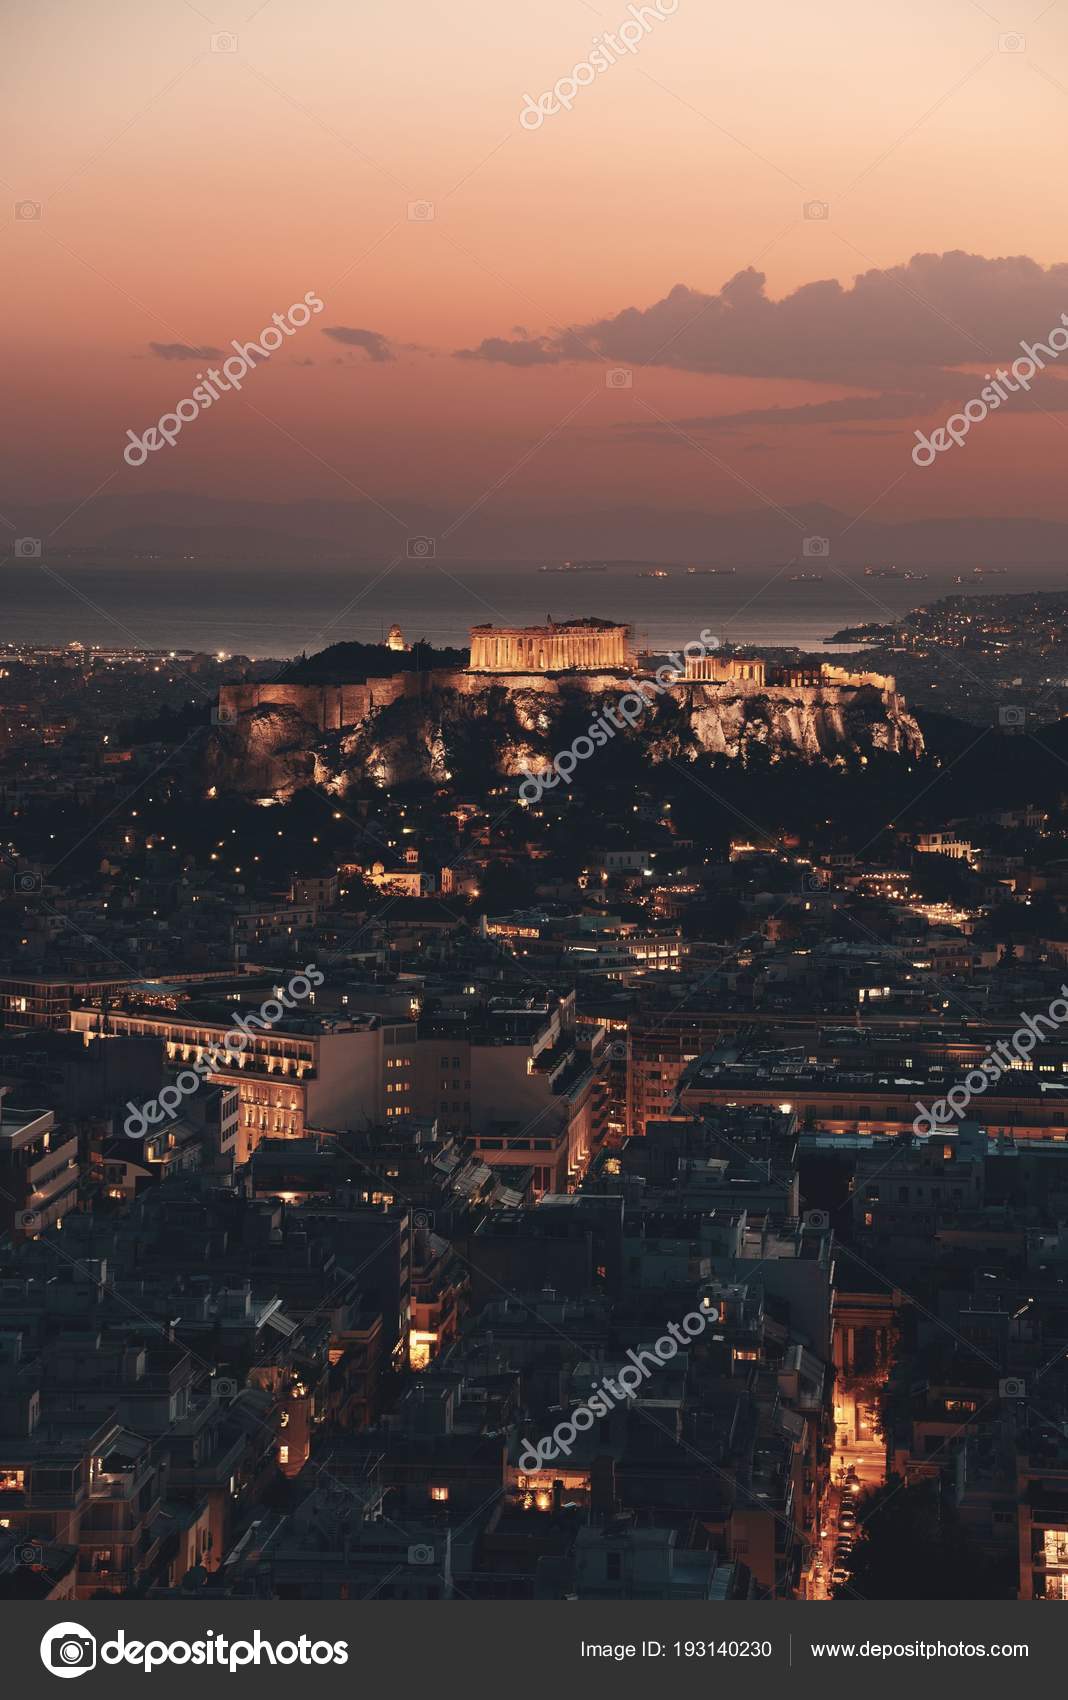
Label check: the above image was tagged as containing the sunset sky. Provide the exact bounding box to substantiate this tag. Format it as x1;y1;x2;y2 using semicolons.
6;0;1068;544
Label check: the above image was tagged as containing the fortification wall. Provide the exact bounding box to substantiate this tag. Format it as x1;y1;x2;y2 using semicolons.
218;677;412;730
822;663;896;692
218;663;901;735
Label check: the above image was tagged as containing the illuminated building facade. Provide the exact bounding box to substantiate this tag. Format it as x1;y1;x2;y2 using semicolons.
69;1006;416;1161
468;618;632;673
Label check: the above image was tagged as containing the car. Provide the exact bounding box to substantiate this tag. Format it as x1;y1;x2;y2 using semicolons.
839;1510;857;1526
831;1568;849;1585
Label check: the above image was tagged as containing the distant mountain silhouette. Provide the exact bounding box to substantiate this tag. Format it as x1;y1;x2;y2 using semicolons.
9;491;1068;567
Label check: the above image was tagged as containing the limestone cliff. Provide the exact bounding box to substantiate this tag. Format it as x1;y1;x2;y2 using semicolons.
683;680;922;762
207;672;923;799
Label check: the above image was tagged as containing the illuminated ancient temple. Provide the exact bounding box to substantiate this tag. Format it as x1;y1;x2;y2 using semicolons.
684;653;766;684
468;617;633;673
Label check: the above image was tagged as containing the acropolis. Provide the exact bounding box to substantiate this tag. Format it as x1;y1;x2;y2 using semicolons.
213;618;918;789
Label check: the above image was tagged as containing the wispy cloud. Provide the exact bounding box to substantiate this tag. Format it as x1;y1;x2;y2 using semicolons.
321;325;396;363
148;341;224;361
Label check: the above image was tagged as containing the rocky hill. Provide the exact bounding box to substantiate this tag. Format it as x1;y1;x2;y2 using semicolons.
207;669;923;800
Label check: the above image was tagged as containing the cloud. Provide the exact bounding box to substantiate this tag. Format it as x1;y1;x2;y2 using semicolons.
454;252;1068;387
455;334;564;367
647;394;931;432
623;370;1068;444
149;341;224;361
321;325;395;362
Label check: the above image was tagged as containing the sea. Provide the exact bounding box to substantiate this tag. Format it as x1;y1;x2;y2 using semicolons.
3;559;1067;659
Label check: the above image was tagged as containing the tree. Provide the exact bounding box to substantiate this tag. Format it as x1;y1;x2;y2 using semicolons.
478;858;535;914
835;1476;1014;1599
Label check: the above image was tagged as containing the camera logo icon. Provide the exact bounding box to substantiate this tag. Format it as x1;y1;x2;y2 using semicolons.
14;871;42;894
803;199;830;220
19;1209;42;1234
408;1543;435;1565
211;704;237;725
998;31;1025;52
999;1376;1026;1398
412;1209;435;1230
605;368;633;389
40;1623;97;1679
14;201;41;221
803;1209;830;1229
998;705;1027;731
210;1374;238;1399
407;536;436;559
211;31;238;51
17;1543;43;1564
802;536;830;558
14;537;42;558
407;200;435;221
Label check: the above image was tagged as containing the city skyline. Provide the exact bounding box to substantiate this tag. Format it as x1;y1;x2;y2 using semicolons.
7;0;1068;1631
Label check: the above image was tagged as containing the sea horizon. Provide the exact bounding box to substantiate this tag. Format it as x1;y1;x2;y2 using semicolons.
5;558;1067;659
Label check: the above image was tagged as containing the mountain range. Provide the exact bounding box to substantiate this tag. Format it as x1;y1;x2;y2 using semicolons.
11;493;1068;569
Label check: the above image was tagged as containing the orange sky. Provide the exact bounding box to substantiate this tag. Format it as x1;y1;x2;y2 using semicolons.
5;0;1068;532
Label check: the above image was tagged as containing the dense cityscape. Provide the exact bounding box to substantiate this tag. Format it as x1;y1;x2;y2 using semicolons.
12;0;1068;1673
2;601;1068;1605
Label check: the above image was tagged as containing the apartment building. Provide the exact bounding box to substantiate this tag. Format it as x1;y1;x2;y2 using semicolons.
69;1005;417;1158
414;995;603;1192
0;1091;79;1237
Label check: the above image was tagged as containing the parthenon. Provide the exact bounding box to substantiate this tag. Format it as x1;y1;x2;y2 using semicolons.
467;618;633;673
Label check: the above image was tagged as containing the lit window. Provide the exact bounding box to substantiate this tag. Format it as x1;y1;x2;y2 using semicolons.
1045;1530;1068;1566
430;1485;449;1502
